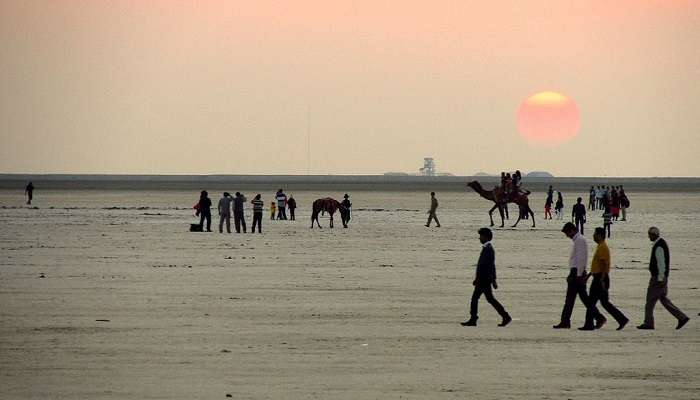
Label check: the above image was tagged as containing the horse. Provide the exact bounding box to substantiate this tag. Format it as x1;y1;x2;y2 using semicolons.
311;198;349;228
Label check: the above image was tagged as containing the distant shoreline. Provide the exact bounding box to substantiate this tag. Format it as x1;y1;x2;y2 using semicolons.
2;174;700;192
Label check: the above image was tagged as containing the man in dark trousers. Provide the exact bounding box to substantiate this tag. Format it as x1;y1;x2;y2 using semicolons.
461;228;511;327
341;193;352;228
571;197;587;235
25;182;34;205
554;222;605;329
579;227;628;330
637;227;690;330
287;195;297;221
233;192;247;233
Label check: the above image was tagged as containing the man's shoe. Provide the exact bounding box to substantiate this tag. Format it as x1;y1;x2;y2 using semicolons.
676;317;690;330
498;315;512;327
617;318;629;331
553;322;571;329
460;319;477;327
636;324;654;330
578;326;595;331
595;317;607;329
436;225;441;228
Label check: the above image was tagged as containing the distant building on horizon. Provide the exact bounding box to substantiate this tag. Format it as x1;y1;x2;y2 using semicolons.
419;158;436;176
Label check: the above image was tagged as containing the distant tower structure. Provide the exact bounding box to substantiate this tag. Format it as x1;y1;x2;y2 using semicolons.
419;157;436;176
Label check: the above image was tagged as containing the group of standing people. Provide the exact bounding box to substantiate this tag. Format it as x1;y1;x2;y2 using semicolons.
589;185;629;221
194;189;299;234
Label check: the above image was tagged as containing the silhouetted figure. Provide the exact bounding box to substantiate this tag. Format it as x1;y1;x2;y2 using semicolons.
572;197;586;235
218;192;233;233
233;192;247;233
544;186;554;219
251;194;264;233
588;186;596;210
275;189;287;220
287;195;297;221
580;227;628;330
425;192;441;227
619;187;629;221
602;203;612;238
555;191;564;220
553;223;605;329
637;227;690;330
341;194;352;228
195;191;212;232
461;228;511;327
25;182;34;205
270;201;276;220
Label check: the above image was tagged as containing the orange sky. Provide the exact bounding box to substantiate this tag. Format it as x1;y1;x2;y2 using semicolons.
1;1;699;176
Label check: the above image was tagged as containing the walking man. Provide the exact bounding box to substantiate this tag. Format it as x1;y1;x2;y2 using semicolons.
579;227;628;330
425;192;441;227
287;195;297;221
250;194;264;233
217;192;233;233
25;182;34;205
637;227;690;330
554;222;605;329
588;186;595;210
233;192;247;233
461;228;511;327
572;197;586;235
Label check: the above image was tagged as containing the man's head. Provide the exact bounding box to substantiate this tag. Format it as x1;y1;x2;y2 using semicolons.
478;227;493;244
561;222;577;239
235;192;241;197
255;194;261;200
577;197;582;203
648;226;660;242
223;192;230;197
593;227;605;243
430;192;435;197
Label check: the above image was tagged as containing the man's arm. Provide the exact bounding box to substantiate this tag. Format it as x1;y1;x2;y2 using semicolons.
655;246;666;282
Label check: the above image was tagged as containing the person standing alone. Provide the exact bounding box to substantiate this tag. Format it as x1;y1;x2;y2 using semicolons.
461;228;511;327
572;197;586;235
25;182;34;205
637;227;690;330
425;192;441;227
195;191;212;232
579;227;628;330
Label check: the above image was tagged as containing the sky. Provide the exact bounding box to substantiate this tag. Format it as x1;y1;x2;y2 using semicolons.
1;1;699;177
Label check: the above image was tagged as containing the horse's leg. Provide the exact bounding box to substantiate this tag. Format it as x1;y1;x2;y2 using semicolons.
330;212;334;228
529;206;536;227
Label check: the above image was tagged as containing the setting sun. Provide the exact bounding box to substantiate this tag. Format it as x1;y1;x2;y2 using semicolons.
516;91;580;146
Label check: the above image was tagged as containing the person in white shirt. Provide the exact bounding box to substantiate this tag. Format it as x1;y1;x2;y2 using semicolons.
637;227;690;330
553;222;605;329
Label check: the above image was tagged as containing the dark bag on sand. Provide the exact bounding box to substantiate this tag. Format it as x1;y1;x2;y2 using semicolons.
190;223;203;232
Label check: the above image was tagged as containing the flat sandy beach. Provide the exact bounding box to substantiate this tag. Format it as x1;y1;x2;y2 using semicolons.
1;188;698;399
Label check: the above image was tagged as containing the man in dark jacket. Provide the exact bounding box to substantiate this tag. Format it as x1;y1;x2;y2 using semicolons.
637;227;690;330
461;228;511;327
233;192;247;233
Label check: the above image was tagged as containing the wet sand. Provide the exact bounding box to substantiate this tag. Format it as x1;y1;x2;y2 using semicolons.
1;189;698;399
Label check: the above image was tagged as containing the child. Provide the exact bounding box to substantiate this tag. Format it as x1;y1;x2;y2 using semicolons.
603;203;613;238
270;201;276;220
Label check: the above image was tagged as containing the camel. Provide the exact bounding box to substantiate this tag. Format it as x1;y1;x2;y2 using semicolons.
467;181;535;228
311;198;349;229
